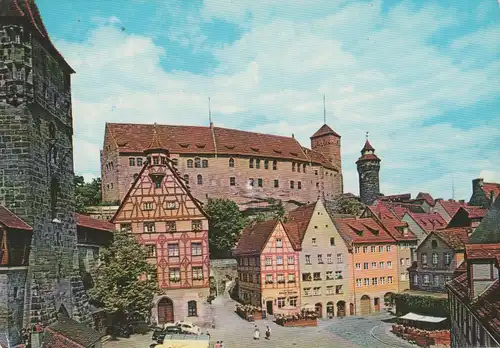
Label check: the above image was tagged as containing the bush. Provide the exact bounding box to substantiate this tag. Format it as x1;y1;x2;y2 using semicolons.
133;323;150;335
391;293;449;317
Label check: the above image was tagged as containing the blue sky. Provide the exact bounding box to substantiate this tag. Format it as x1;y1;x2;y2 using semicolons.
37;0;500;200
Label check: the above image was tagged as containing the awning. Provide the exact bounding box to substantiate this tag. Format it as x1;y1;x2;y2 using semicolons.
399;312;447;323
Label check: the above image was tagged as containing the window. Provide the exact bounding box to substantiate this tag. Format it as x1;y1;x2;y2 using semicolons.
444;252;451;265
432;253;439;265
256;159;261;169
276;297;286;308
363;262;369;270
316;182;319;188
192;267;203;281
191;242;202;256
153;178;162;188
195;158;201;168
328;237;334;246
400;273;407;281
364;278;370;286
378;245;384;252
297;181;302;189
335;271;343;279
433;275;440;286
153;156;159;165
265;257;272;266
277;274;285;284
371;246;376;252
188;300;197;316
292;162;296;172
413;275;419;285
276;256;283;265
372;277;378;285
290;180;294;189
288;274;295;283
335;285;343;294
354;246;360;253
287;256;295;265
386;245;391;252
421;253;428;264
305;255;311;264
431;240;438;249
187;159;193;168
229;158;235;167
143;202;154;211
313;287;321;296
303;288;311;296
303;164;306;173
144;222;155;233
274;179;279;188
273;160;277;170
230;177;236;186
129;158;135;166
168;244;179;257
197;174;203;185
325;286;334;295
317;254;323;264
356;279;362;287
166;221;176;232
120;223;131;232
302;273;312;281
257;178;263;187
265;274;273;284
387;261;392;268
406;258;410;266
356;263;361;270
202;159;208;168
380;277;386;285
326;271;334;280
137;158;143;166
263;159;268;169
248;178;254;187
133;173;139;181
276;238;283;248
146;245;156;258
371;262;377;269
297;163;301;173
249;158;254;168
388;276;393;284
327;254;332;264
423;274;430;284
169;268;181;282
379;261;385;269
363;246;368;253
312;238;317;245
337;253;343;264
166;201;177;210
183;174;189;184
400;258;405;266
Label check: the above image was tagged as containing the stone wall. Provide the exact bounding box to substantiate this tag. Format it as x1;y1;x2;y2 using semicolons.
210;259;238;296
0;269;28;346
357;160;380;206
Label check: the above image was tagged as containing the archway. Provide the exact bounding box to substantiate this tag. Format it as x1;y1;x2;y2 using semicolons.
360;295;371;316
315;303;323;319
336;301;346;317
326;302;334;319
158;297;174;324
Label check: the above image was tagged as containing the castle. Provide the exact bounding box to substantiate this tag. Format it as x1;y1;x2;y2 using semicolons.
101;122;344;208
0;1;93;345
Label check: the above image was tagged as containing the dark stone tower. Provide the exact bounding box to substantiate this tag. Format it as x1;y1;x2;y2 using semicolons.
311;124;343;194
356;137;381;205
0;1;91;345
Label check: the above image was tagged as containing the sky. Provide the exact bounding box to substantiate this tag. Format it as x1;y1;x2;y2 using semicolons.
37;0;500;200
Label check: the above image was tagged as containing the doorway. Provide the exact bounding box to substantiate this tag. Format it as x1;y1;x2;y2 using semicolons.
374;297;380;312
360;295;371;315
158;297;174;324
266;300;273;315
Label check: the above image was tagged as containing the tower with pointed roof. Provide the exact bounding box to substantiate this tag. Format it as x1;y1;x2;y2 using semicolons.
356;135;381;205
0;1;93;345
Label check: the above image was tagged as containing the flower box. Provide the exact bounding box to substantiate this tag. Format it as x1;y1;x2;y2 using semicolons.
278;318;317;327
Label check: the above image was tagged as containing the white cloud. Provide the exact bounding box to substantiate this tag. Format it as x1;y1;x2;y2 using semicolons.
56;1;500;201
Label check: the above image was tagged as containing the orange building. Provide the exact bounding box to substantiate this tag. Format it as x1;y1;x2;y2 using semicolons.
111;128;210;326
233;219;301;315
333;217;399;315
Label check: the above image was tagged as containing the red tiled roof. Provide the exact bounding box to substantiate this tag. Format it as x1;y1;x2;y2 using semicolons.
310;124;340;138
408;212;447;233
76;213;114;232
462;206;488;219
282;222;303;251
302;147;338;171
356;153;380;163
233;219;279;255
107;123;338;170
286;203;316;243
362;140;374;151
333;217;395;247
367;203;417;241
433;227;470;251
482;182;500;202
436;199;468;217
0;206;32;230
466;243;500;261
415;192;435;206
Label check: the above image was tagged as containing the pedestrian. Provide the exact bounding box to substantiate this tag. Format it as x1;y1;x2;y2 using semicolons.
253;325;260;340
220;341;225;348
265;325;271;340
215;341;221;348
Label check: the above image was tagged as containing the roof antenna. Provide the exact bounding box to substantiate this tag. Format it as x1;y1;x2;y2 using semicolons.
208;97;212;126
323;94;326;124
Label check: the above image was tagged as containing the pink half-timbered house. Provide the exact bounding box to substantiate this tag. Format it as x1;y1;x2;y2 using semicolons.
111;127;210;326
234;219;301;315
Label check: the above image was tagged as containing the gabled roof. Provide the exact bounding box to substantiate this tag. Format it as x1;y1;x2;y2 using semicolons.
415;192;435;206
76;213;114;232
435;199;468;217
466;243;500;262
366;203;417;242
432;228;470;251
47;316;103;347
0;205;32;230
332;217;395;247
362;140;374;151
468;197;500;244
406;212;447;233
462;206;488;219
233;219;280;255
107;123;338;170
310;124;340;138
286;202;316;243
482;182;500;202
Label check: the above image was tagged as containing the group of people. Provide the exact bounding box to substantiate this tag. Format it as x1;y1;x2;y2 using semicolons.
253;325;271;340
274;310;317;324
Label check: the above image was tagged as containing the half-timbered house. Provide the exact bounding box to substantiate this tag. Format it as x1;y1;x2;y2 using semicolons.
111;126;210;326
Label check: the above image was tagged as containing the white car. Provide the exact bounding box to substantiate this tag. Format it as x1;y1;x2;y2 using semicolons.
175;321;201;335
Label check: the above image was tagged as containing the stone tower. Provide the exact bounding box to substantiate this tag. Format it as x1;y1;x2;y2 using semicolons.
0;1;91;345
310;124;343;193
356;137;381;205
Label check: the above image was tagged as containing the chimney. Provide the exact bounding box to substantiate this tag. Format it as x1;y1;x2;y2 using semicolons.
292;133;295;139
472;178;484;194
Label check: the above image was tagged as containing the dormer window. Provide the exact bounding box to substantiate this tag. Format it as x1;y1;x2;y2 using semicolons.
153;157;159;165
264;160;269;169
229;158;235;168
431;240;437;249
194;158;201;168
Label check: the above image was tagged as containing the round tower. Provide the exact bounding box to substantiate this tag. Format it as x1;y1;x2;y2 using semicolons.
356;135;381;205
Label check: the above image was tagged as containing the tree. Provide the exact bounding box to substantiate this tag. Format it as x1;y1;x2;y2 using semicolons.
327;196;366;216
74;175;102;213
268;198;286;220
205;198;247;256
89;231;158;324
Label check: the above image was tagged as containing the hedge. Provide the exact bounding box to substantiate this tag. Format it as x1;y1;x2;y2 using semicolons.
389;293;449;317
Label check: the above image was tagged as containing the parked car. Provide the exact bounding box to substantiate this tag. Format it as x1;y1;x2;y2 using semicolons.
175;321;201;335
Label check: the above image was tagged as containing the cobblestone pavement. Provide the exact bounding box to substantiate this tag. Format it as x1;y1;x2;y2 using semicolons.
104;293;410;348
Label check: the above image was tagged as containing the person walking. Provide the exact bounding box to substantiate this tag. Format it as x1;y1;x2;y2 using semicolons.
253;325;260;340
265;325;271;340
220;341;225;348
215;341;221;348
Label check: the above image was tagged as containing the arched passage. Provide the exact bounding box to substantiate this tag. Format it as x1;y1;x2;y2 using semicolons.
158;297;174;324
360;295;371;316
326;302;334;318
336;301;346;317
315;302;323;319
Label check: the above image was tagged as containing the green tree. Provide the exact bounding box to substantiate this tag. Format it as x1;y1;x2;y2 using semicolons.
74;175;102;213
89;231;158;324
205;198;247;256
328;196;366;216
268;198;286;220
